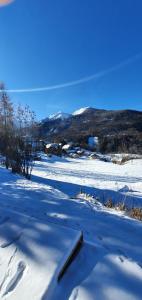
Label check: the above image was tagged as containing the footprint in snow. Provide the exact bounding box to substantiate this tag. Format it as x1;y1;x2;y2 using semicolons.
70;287;79;300
118;256;124;263
3;261;26;296
0;248;18;292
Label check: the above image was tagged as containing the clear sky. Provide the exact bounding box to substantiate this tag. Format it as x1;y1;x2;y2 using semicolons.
0;0;142;119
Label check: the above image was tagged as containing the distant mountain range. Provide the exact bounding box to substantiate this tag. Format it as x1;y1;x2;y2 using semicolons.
46;112;71;121
41;107;91;122
39;107;142;153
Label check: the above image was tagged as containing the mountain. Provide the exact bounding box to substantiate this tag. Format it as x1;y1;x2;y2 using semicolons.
39;107;142;154
49;111;71;121
72;107;93;116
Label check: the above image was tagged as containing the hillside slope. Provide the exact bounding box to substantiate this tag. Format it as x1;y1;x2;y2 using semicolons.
39;108;142;153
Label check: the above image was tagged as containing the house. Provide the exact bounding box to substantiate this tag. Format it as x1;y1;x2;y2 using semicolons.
45;143;62;156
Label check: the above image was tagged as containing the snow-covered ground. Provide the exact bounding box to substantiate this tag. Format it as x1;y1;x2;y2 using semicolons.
34;155;142;208
0;155;142;300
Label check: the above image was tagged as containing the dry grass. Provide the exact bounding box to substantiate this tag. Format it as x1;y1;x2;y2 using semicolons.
115;202;126;211
105;198;142;222
129;208;142;221
112;155;132;165
104;199;126;210
104;199;114;208
74;191;142;222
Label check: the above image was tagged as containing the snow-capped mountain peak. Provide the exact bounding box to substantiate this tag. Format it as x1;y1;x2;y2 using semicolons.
41;107;94;123
72;107;91;116
49;111;71;121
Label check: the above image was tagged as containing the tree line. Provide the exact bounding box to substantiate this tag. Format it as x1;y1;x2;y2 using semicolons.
0;83;38;179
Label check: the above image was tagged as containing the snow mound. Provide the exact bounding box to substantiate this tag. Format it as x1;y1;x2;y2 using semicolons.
0;208;81;300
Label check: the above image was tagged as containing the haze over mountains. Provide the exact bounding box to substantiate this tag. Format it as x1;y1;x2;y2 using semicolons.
40;107;142;154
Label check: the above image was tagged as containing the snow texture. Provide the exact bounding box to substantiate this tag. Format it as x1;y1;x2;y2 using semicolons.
72;107;90;116
49;111;71;120
0;155;142;299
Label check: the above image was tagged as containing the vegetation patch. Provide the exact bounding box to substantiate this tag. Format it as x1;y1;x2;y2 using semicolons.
129;208;142;221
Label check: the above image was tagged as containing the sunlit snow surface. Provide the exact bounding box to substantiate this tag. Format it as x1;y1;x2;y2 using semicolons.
0;155;142;299
72;107;90;116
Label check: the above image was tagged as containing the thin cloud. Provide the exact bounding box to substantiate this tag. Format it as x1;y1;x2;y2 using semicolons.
3;52;142;94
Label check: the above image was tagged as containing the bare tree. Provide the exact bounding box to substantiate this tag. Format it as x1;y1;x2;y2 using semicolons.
0;83;14;168
16;104;38;179
0;83;38;179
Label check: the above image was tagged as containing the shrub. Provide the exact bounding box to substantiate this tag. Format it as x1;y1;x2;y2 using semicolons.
120;155;132;164
129;208;142;221
104;199;114;208
115;202;126;211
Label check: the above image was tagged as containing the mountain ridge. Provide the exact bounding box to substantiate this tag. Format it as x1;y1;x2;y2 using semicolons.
39;107;142;153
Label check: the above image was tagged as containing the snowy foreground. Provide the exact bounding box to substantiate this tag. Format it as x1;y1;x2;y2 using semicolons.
0;155;142;300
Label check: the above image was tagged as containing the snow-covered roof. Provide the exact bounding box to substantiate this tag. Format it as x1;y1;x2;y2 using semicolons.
62;144;72;150
46;143;59;149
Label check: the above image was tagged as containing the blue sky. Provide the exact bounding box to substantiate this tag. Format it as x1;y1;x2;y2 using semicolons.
0;0;142;119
